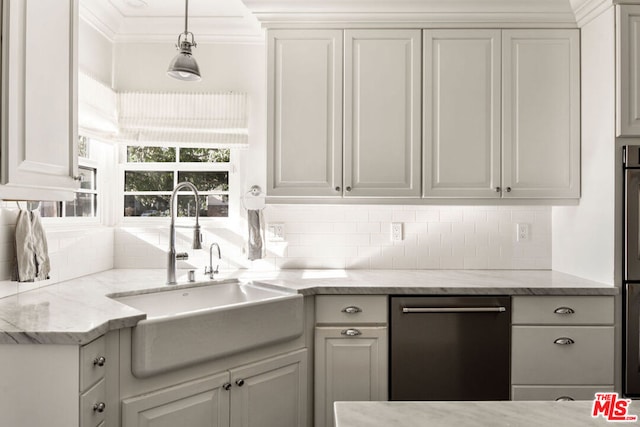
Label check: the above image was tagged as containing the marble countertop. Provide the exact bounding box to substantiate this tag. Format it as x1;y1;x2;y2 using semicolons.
0;268;617;345
334;401;635;427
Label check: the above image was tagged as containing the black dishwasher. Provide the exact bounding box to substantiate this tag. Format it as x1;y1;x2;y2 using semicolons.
390;296;511;401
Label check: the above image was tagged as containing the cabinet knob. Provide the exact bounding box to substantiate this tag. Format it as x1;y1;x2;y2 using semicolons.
223;382;232;391
93;402;106;413
341;328;362;337
505;187;512;192
93;356;106;367
495;187;501;193
554;307;575;315
341;306;362;314
73;175;84;182
555;396;575;402
335;186;341;192
553;337;575;345
235;379;245;387
345;186;352;192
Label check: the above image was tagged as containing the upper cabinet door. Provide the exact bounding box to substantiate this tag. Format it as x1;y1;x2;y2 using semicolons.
423;30;501;198
1;0;79;200
267;30;343;197
618;6;640;136
343;30;421;198
502;30;580;199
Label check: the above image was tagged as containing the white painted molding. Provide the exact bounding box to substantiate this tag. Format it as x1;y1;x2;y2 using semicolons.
80;1;263;44
241;0;579;28
570;0;613;26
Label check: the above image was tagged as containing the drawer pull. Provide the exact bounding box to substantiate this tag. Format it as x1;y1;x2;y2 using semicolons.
341;328;362;337
553;337;575;345
402;307;506;313
342;306;362;314
556;396;575;402
93;402;106;413
93;356;106;367
554;307;575;315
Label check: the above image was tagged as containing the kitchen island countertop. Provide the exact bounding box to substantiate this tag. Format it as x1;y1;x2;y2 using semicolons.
0;268;617;345
334;400;635;427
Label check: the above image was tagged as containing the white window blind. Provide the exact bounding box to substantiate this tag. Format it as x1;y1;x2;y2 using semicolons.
78;72;118;136
116;92;248;147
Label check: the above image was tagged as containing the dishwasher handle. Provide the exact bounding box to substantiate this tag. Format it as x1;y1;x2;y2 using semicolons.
402;306;507;314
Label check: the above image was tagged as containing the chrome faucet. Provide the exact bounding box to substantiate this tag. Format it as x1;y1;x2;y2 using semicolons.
205;243;221;279
167;182;202;285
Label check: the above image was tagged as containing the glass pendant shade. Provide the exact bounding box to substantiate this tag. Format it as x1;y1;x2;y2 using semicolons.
167;41;201;81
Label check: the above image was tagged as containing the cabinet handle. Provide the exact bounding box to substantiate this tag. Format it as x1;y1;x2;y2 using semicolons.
553;337;575;345
335;186;341;192
223;382;232;391
93;402;106;413
341;328;362;337
73;175;84;182
506;187;512;192
554;307;575;315
235;379;245;387
555;396;575;402
93;356;106;367
341;306;362;314
345;186;352;192
495;187;501;192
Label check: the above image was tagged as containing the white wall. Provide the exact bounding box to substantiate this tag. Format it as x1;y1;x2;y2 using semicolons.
79;19;113;84
552;8;616;285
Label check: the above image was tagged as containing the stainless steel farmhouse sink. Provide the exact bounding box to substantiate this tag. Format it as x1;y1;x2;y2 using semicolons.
111;280;304;378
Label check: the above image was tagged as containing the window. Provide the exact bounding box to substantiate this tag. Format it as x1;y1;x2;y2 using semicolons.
31;136;99;218
122;145;231;218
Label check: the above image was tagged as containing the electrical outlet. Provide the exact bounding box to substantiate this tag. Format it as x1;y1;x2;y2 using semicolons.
267;223;285;242
517;223;530;242
391;223;403;241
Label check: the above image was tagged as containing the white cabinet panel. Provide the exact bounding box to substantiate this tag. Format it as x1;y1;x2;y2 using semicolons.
502;30;580;198
230;350;307;427
267;30;343;197
1;0;79;200
122;373;231;427
344;30;421;198
423;30;501;198
314;327;387;427
618;5;640;136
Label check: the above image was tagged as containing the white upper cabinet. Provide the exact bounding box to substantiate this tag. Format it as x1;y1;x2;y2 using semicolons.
423;30;501;198
1;0;79;200
343;30;421;198
267;30;343;197
502;29;580;199
618;5;640;136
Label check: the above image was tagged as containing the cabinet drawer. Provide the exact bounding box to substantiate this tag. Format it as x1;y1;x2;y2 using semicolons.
512;385;614;401
80;335;107;392
80;378;106;427
512;296;614;325
512;326;614;385
316;295;387;324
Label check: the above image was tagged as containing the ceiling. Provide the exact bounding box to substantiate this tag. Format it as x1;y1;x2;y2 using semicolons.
79;0;263;43
80;0;598;44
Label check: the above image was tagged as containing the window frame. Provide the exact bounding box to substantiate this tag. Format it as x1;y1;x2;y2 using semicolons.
40;140;102;226
118;144;238;226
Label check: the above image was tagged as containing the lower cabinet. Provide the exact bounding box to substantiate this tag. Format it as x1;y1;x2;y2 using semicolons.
122;349;307;427
314;296;388;427
511;296;615;401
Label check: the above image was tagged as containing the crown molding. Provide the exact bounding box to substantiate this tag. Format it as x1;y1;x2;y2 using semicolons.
80;1;264;44
241;0;579;28
570;0;613;26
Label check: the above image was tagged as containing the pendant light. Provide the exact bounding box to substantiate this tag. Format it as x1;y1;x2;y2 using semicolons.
167;0;201;81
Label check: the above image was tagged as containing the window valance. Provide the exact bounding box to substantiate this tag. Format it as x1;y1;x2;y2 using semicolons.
77;71;248;147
